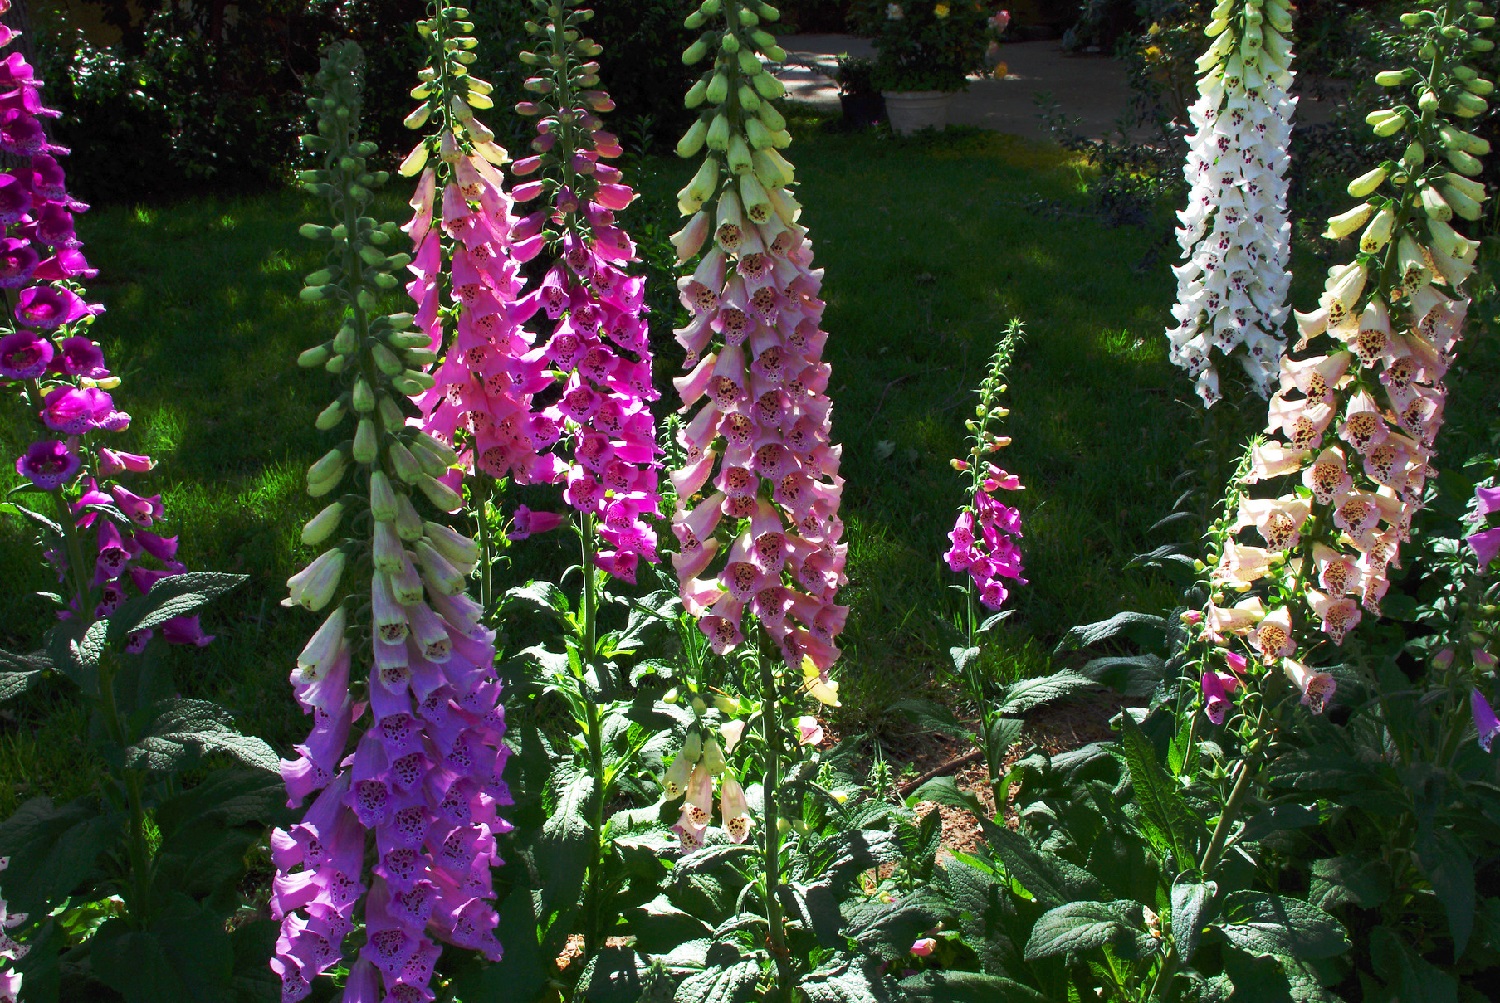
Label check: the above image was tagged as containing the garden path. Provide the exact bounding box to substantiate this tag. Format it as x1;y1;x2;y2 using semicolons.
775;34;1341;142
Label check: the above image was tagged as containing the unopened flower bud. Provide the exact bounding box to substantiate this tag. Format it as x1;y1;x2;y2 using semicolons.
302;502;345;546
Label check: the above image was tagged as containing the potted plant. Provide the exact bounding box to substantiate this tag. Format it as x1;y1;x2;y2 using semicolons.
833;54;886;129
856;2;1010;134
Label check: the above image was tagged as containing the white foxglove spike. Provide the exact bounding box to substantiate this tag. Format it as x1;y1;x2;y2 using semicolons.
1166;0;1298;406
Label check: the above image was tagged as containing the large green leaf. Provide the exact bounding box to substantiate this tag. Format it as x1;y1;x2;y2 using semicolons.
891;698;974;741
1215;892;1349;961
1118;713;1201;868
44;618;106;697
672;958;759;1003
539;766;595;917
576;946;649;1003
1078;654;1164;699
781;881;844;948
1367;925;1458;1003
997;671;1097;716
979;817;1101;909
911;776;987;820
1308;855;1391;912
941;855;1022;976
897;971;1047;1002
843;887;950;962
1023;900;1150;961
1170;878;1216;964
0;796;124;914
0;647;49;702
91;898;235;1003
799;960;897;1003
105;572;246;642
124;698;278;774
1054;611;1166;654
627;895;714;955
1415;827;1474;958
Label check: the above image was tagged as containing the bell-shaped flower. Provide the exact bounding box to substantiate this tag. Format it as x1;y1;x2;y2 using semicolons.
1473;690;1500;753
1283;658;1335;714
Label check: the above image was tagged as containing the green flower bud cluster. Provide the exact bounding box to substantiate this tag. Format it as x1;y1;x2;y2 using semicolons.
288;42;474;647
1197;0;1295;75
962;320;1023;465
1326;0;1492;291
400;1;507;178
512;0;614;229
675;0;792;217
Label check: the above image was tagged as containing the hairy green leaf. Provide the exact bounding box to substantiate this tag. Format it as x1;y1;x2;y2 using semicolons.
1415;828;1474;958
1118;713;1201;868
980;818;1101;909
673;958;759;1003
106;572;246;642
0;795;124;914
124;698;278;774
1054;611;1165;654
1077;654;1164;699
1216;892;1349;961
1170;878;1216;964
997;670;1097;716
844;887;950;961
91;899;235;1003
1023;900;1148;961
898;970;1047;1002
799;960;897;1003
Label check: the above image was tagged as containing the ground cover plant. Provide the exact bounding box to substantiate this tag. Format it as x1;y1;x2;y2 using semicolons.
0;0;1499;1000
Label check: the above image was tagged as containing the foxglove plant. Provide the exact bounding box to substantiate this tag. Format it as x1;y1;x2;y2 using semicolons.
942;320;1026;805
399;1;545;612
0;6;208;647
1196;0;1491;734
509;0;662;585
669;0;846;992
491;0;671;959
273;42;510;1002
1165;0;1297;405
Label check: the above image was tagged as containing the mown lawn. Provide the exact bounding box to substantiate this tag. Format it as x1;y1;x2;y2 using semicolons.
4;121;1493;813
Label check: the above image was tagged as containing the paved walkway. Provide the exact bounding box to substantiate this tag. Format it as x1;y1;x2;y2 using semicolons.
775;34;1339;143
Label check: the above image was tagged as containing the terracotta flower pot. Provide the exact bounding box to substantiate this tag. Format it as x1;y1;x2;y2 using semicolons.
882;90;954;135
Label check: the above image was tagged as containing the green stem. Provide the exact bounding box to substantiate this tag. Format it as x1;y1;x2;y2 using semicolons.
1150;705;1266;1003
579;514;608;956
757;639;793;999
476;474;495;617
96;650;153;926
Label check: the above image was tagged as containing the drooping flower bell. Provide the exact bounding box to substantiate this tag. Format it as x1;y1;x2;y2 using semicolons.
1166;0;1298;405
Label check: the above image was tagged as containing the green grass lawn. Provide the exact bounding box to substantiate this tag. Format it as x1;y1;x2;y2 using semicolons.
3;122;1495;813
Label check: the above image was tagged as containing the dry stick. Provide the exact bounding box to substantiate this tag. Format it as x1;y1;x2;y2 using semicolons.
897;748;984;797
